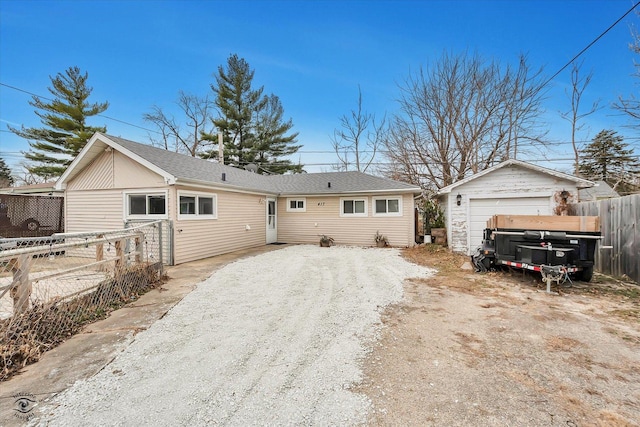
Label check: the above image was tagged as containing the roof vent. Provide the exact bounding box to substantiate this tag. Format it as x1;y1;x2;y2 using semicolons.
328;182;331;188
222;173;226;182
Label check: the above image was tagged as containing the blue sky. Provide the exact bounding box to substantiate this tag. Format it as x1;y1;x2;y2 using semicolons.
1;0;639;176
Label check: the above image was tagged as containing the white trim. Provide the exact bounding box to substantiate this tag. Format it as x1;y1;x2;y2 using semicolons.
340;197;368;217
266;197;277;244
372;195;403;217
177;190;218;220
286;197;307;212
122;189;169;221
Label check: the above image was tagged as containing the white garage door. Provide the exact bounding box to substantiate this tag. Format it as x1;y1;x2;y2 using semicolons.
468;197;552;254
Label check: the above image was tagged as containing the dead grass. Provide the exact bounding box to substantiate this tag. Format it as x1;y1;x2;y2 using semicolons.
361;243;640;426
402;245;640;323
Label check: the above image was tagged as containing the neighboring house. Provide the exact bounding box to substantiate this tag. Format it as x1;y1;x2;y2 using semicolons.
578;180;619;202
0;182;61;195
436;159;594;255
54;133;421;265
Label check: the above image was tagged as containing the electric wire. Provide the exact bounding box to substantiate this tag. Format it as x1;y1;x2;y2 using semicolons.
541;1;640;88
0;82;160;135
1;2;640;172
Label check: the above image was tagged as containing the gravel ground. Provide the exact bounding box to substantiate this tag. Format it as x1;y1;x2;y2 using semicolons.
29;245;433;426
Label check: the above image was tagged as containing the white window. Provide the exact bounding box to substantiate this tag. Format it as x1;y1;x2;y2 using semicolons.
341;198;367;217
373;197;402;216
125;192;167;219
286;198;306;212
178;191;217;220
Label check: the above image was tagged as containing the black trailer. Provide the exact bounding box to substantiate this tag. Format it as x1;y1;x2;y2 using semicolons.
473;226;601;292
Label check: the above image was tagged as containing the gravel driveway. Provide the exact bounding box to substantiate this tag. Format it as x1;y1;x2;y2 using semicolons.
31;245;433;426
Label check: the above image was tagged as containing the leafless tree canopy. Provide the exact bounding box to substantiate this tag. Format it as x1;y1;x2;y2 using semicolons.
143;91;214;156
383;52;547;190
331;87;385;173
560;61;601;175
613;15;640;129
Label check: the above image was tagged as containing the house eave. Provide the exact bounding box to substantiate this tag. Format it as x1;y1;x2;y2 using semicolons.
175;178;278;196
280;188;421;197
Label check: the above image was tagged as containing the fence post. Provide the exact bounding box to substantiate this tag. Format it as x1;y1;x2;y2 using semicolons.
115;239;125;275
9;254;33;315
158;222;164;269
135;232;143;264
96;234;105;271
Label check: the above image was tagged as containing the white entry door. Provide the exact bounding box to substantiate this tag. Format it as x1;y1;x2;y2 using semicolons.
266;198;277;243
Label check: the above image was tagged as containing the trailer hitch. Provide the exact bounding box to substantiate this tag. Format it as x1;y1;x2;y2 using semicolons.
540;265;571;293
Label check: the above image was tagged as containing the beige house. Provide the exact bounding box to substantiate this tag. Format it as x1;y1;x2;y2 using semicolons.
55;133;421;265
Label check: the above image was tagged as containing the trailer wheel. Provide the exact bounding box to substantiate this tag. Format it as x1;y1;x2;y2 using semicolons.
22;218;40;231
576;266;594;282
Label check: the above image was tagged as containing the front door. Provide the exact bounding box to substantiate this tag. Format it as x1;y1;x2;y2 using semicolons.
266;198;277;243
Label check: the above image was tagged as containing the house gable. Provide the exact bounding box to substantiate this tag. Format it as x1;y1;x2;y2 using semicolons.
452;163;581;198
437;159;593;195
67;150;166;191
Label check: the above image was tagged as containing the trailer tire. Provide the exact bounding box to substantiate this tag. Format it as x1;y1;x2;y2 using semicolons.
22;218;40;231
576;265;594;282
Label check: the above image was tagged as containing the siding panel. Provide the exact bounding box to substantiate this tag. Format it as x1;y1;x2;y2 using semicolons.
173;189;266;264
278;194;415;247
65;190;125;232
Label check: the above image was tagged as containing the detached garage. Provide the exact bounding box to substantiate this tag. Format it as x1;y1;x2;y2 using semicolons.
436;159;594;255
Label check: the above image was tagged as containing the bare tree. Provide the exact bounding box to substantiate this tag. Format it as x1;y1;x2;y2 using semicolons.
613;15;640;127
383;52;547;190
143;91;214;156
560;61;601;175
331;87;385;173
13;162;45;185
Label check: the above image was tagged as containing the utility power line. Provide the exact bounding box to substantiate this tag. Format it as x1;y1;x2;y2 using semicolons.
0;82;160;134
542;1;640;88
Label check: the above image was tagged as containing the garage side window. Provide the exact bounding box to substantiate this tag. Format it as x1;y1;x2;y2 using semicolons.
126;193;167;218
373;197;402;216
286;198;306;212
178;191;217;220
341;198;367;217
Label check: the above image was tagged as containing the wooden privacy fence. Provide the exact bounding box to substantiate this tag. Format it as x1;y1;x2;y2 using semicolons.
572;194;639;284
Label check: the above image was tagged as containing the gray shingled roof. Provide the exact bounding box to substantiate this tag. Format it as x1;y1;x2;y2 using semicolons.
268;171;419;194
106;135;419;195
108;135;278;193
578;181;619;201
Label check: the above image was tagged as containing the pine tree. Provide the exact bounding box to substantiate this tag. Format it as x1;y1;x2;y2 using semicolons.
202;54;301;174
0;157;13;187
578;129;640;195
253;94;301;174
9;66;109;179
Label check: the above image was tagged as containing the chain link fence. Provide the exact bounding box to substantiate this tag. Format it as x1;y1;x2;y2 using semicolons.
0;221;165;381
